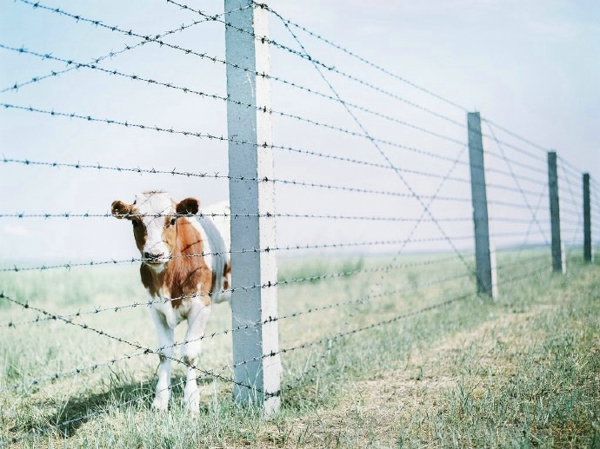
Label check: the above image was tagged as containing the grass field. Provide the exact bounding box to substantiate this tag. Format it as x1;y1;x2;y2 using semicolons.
1;250;599;448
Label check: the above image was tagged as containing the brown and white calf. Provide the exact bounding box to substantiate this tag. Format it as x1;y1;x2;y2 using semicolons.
111;191;230;412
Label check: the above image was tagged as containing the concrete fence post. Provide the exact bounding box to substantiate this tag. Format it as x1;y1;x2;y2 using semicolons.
224;0;281;415
547;151;565;273
467;112;498;299
583;173;593;262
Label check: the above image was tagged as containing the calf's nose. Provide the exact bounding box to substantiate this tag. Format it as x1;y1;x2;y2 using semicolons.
144;251;164;261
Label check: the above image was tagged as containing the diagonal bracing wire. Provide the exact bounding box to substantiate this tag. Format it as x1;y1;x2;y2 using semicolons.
484;120;550;247
273;12;477;279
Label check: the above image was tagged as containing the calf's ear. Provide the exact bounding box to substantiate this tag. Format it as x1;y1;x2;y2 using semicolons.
111;200;134;219
176;198;199;216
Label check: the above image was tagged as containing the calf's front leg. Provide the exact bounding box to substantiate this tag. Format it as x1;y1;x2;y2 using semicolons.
181;303;211;413
150;307;175;410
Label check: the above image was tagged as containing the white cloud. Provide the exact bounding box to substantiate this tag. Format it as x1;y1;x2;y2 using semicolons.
3;225;30;237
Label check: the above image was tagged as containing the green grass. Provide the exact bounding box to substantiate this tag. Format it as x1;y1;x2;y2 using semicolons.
0;251;599;448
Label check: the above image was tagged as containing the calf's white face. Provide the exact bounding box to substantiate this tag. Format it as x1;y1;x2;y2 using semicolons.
111;191;199;270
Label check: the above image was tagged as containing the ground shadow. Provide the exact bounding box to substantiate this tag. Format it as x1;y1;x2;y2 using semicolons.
9;374;217;442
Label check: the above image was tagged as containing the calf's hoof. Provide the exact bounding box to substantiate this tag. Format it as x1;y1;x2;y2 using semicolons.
183;386;200;414
152;395;169;411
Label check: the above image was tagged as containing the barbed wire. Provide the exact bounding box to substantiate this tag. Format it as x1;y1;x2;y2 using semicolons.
0;283;472;446
481;119;550;161
1;42;465;153
271;262;551;394
0;149;475;190
0;254;463;331
0;3;251;95
487;200;541;212
0;137;477;203
6;0;576;189
0;101;465;182
1;101;230;140
0;150;550;200
0;269;470;394
276;14;478;283
212;2;555;165
485;121;550;247
0;290;246;395
3;269;471;401
0;210;473;223
486;182;547;198
484;148;547;178
0;347;148;393
0;234;477;274
481;119;548;154
558;155;589;181
9;0;469;152
167;0;468;130
254;2;469;113
0;259;555;446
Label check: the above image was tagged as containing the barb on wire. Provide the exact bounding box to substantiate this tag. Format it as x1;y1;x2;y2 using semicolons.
279;260;549;400
0;42;232;102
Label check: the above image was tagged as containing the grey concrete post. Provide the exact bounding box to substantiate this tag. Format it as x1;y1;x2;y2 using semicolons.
467;112;498;298
224;0;280;415
583;173;593;262
547;151;565;273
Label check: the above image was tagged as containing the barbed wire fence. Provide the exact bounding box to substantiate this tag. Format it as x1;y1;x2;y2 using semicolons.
0;0;597;445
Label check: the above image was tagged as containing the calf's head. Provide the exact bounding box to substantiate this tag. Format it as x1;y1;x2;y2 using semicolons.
111;191;199;269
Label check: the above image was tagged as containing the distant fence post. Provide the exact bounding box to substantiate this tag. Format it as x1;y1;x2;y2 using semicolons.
467;112;498;299
224;0;281;415
547;151;565;273
583;173;593;262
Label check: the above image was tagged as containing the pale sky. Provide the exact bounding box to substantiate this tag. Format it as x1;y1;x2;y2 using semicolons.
0;0;598;265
